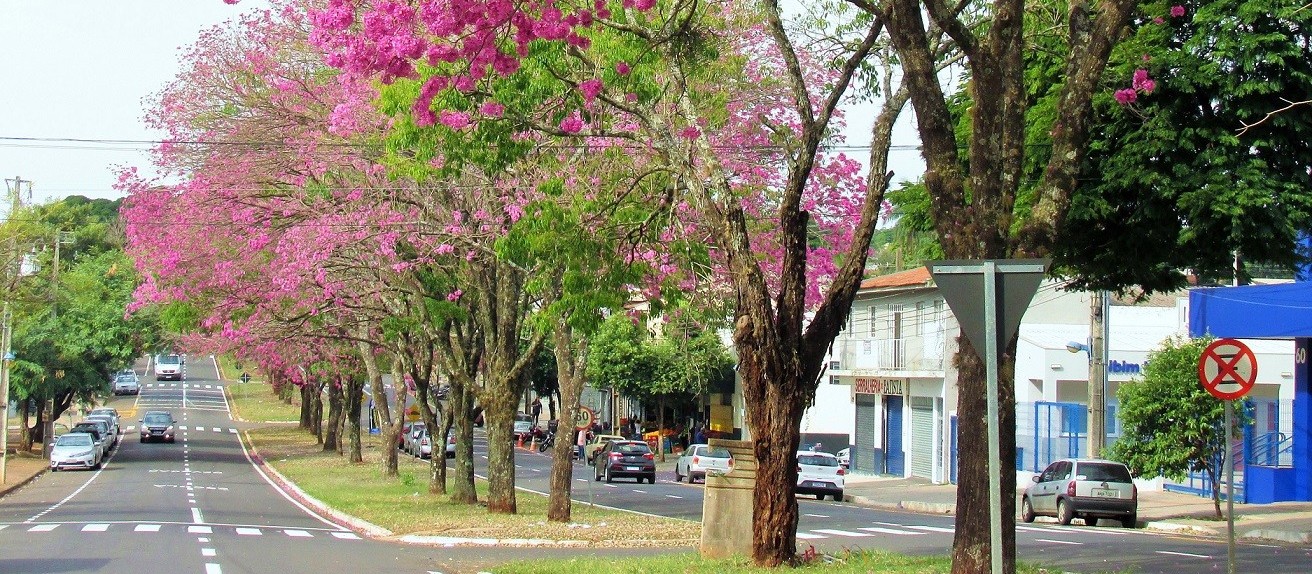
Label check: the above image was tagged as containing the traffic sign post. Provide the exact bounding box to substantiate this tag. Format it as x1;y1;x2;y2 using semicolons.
239;372;252;384
929;258;1050;574
573;406;595;431
1197;337;1257;574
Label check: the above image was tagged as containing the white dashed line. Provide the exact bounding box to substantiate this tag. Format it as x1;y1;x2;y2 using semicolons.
905;525;955;533
28;524;58;532
284;529;312;537
189;525;213;534
859;526;924;535
202;548;217;557
665;495;683;499
331;532;361;540
804;513;829;518
1035;538;1083;545
236;527;262;536
205;563;222;574
1157;551;1210;558
795;532;826;539
136;524;161;532
812;528;873;538
82;523;110;532
632;489;646;494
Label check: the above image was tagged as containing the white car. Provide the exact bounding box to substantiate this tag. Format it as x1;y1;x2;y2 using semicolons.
113;373;140;395
837;447;850;468
50;433;101;471
86;414;120;443
154;354;183;381
796;451;845;501
89;407;120;430
674;444;734;483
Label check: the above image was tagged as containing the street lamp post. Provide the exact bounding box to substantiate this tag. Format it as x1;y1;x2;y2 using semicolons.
1067;290;1110;458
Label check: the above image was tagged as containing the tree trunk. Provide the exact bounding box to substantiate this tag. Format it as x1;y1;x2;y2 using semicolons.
309;380;324;443
1208;465;1223;519
483;391;519;514
299;382;314;430
361;343;398;477
449;379;477;504
548;319;588;522
323;380;342;452
20;398;33;451
344;376;364;463
950;338;1019;574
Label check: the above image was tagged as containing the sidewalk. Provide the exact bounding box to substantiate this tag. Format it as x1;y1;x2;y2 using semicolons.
1;451;48;498
842;473;1312;544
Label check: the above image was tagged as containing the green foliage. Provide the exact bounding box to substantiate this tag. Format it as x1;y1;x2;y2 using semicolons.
1109;337;1247;483
586;311;732;401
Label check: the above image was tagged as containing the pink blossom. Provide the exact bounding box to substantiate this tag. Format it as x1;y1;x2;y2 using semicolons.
439;110;471;129
579;78;603;103
1132;69;1154;93
479;101;506;118
446;289;463;301
633;0;657;10
1114;88;1138;105
559;113;585;133
679;126;701;139
1153;17;1165;24
1170;5;1186;17
616;61;631;75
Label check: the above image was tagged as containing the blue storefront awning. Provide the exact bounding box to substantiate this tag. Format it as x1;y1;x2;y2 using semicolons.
1189;282;1312;339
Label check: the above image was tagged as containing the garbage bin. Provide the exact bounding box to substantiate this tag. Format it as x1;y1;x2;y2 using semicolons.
700;439;755;559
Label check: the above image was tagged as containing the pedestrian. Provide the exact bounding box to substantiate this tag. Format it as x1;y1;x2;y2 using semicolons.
576;427;587;461
531;397;542;423
693;425;706;445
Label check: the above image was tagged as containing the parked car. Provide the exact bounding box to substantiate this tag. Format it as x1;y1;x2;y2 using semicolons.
445;429;456;458
796;451;845;501
89;407;120;430
139;411;177;443
674;443;734;483
593;440;656;484
1021;458;1137;527
584;434;626;465
85;415;120;445
398;422;417;450
154;354;183;381
49;433;101;471
71;420;113;456
113;373;140;395
512;413;534;440
413;427;433;459
836;447;850;469
402;422;427;456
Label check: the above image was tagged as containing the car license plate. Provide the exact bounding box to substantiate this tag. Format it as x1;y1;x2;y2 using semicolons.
626;466;640;471
805;481;822;487
1092;488;1118;498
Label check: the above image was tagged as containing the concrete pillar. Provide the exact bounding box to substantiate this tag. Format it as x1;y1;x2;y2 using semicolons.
699;439;755;558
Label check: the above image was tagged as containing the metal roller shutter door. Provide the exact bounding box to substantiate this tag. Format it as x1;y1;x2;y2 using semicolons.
854;395;878;473
910;397;935;479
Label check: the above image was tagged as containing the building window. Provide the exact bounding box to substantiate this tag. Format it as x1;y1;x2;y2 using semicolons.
914;302;925;336
830;360;841;370
829;375;840;385
868;305;877;337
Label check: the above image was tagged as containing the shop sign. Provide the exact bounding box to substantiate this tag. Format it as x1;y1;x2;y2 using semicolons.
855;377;905;396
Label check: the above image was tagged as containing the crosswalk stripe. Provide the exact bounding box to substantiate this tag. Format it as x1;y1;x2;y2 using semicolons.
1035;538;1083;545
236;527;262;536
331;532;361;540
1015;525;1049;532
135;525;162;532
284;530;312;537
228;429;238;434
180;425;189;431
189;526;213;534
82;524;110;532
905;525;956;533
812;528;873;538
795;532;826;539
858;526;924;535
213;427;222;433
28;524;58;532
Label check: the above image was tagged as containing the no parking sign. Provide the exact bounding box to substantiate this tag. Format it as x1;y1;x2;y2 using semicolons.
1197;338;1257;400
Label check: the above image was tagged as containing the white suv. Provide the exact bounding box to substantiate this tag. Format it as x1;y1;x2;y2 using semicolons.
154;354;183;381
796;451;845;501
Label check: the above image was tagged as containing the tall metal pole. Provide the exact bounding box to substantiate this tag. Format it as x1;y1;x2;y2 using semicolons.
982;262;1003;574
1225;399;1236;574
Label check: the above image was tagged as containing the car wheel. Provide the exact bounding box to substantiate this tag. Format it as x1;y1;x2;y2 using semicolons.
648;474;655;484
1056;500;1074;525
832;492;843;501
1122;513;1137;528
604;467;613;483
92;460;102;470
674;467;683;482
1020;497;1036;523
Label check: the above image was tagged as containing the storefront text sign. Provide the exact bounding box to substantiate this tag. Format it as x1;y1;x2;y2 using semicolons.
854;377;905;395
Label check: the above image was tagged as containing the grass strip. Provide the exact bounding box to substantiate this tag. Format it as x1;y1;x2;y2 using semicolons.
226;381;300;423
490;549;1073;573
246;425;700;545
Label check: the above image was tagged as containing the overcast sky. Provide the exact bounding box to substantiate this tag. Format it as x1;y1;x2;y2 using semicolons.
1;1;921;207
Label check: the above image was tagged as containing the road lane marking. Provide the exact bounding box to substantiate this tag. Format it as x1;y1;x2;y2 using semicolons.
1035;538;1083;545
803;513;829;518
1157;551;1210;559
82;524;110;532
205;563;222;574
189;525;212;534
331;532;360;540
135;524;161;532
858;527;924;535
795;532;826;539
906;525;956;533
202;548;217;557
28;524;58;532
1015;526;1050;532
229;428;237;433
665;495;683;499
0;525;6;531
191;508;205;523
236;527;262;536
812;528;873;538
633;489;647;494
284;529;312;537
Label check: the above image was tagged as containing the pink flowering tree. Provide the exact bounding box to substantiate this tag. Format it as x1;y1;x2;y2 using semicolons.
307;0;909;563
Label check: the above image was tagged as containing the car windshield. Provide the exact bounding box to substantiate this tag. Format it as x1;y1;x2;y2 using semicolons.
116;375;136;382
57;434;93;447
704;447;732;459
91;409;115;417
515;414;533;423
616;442;653;456
1079;462;1133;482
144;414;173;424
158;355;182;365
798;454;838;466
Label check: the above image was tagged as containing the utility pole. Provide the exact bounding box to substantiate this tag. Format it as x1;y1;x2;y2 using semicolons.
41;229;74;460
1087;291;1109;458
2;176;30;479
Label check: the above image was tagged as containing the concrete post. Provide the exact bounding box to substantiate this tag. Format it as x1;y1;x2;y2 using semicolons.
699;438;755;559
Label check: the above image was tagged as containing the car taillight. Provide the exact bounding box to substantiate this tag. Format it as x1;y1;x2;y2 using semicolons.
836;468;845;476
609;452;622;459
1066;480;1077;497
727;459;734;469
692;456;700;465
421;438;429;446
1132;484;1138;501
642;453;654;460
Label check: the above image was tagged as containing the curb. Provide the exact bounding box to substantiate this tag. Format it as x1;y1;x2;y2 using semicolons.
241;431;392;538
1241;528;1312;544
399;534;593;547
0;464;46;499
845;494;955;515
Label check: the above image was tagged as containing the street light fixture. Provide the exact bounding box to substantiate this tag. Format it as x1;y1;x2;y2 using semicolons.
1065;341;1089;354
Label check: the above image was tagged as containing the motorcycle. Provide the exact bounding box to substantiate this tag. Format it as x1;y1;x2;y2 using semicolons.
537;429;556;452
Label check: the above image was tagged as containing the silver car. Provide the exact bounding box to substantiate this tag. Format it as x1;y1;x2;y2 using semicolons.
71;420;113;457
50;433;101;471
89;407;120;430
1022;458;1138;527
86;415;120;445
113;373;140;395
674;444;733;483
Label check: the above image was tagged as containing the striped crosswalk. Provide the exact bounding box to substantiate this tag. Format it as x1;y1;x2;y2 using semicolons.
7;522;360;540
